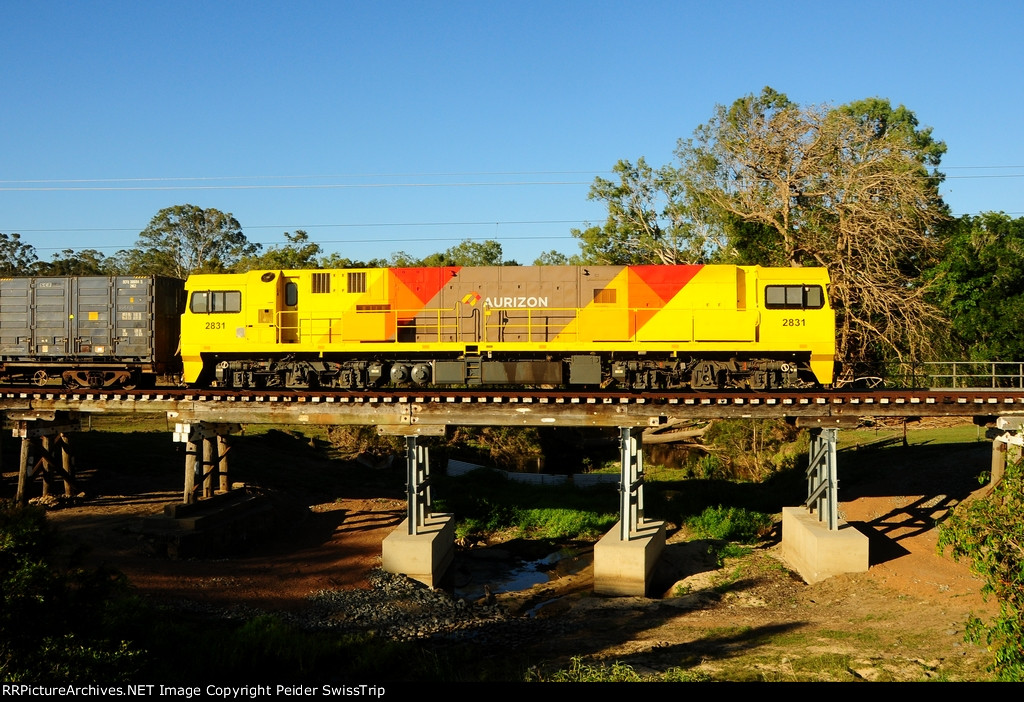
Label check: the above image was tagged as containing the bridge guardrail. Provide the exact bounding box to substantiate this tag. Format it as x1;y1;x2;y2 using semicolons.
885;362;1024;390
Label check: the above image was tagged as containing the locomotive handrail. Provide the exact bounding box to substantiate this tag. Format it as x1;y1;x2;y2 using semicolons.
481;305;582;344
484;308;579;343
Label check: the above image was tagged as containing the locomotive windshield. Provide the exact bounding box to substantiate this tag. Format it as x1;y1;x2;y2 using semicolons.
190;290;241;313
764;285;824;310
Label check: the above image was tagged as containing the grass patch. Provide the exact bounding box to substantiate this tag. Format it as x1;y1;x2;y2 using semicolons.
435;469;617;542
513;507;616;540
817;628;882;645
791;652;853;674
840;423;982;450
687;505;773;543
716;542;753;560
528;656;710;682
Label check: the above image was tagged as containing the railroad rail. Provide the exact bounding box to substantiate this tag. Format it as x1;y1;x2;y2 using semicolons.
2;388;1024;428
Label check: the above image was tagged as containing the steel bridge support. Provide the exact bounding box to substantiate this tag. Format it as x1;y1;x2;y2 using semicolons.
7;411;81;506
618;426;646;540
405;435;433;535
172;422;240;504
806;428;839;531
594;426;666;596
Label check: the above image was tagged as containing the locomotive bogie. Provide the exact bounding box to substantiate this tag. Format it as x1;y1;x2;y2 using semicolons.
196;350;819;391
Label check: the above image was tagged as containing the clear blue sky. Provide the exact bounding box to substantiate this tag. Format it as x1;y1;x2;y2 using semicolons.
2;0;1021;266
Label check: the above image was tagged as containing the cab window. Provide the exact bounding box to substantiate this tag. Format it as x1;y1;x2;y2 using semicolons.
190;290;241;313
764;285;824;310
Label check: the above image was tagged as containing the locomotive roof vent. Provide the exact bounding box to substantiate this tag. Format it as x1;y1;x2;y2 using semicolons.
260;272;276;283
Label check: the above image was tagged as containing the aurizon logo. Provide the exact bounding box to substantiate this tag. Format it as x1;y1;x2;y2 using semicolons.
463;291;550;308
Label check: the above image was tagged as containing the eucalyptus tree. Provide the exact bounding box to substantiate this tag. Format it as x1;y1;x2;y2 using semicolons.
123;204;260;278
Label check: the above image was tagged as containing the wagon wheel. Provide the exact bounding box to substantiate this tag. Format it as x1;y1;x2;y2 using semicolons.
121;370;140;390
61;372;81;390
32;370;48;387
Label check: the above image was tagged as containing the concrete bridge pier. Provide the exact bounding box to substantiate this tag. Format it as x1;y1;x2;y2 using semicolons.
992;416;1024;489
382;431;454;587
594;426;666;596
781;423;868;583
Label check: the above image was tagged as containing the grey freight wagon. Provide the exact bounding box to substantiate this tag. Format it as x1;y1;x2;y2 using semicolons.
0;276;184;388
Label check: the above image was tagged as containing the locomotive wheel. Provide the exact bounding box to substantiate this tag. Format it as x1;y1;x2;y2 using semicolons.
691;361;723;390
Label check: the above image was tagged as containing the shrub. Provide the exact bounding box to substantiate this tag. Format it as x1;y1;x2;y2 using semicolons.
0;501;143;682
939;459;1024;681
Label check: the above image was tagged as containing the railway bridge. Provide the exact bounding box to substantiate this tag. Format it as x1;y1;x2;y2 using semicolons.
3;386;1021;592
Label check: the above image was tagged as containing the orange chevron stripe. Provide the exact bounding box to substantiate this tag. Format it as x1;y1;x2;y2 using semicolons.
629;265;703;336
391;267;461;317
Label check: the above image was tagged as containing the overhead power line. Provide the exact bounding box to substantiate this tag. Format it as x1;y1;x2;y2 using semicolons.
2;167;1024;192
2;219;594;235
26;233;581;255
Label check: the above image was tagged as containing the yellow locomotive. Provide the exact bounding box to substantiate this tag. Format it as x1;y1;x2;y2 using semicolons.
180;264;834;390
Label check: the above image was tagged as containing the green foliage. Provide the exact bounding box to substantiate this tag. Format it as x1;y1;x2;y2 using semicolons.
236;230;322;271
0;501;143;682
686;505;773;543
532;249;573;266
692;453;726;479
715;542;753;560
571;158;719;265
835;96;947;168
926;212;1024;360
0;502;59;638
0;232;39;275
939;458;1024;681
325;425;406;459
528;656;710;682
678;87;948;371
435;469;616;542
538;656;644;681
317;252;389;269
701;418;804;481
513;507;616;540
391;239;518;267
447;425;544;471
33;248;115;275
122;204;260;278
